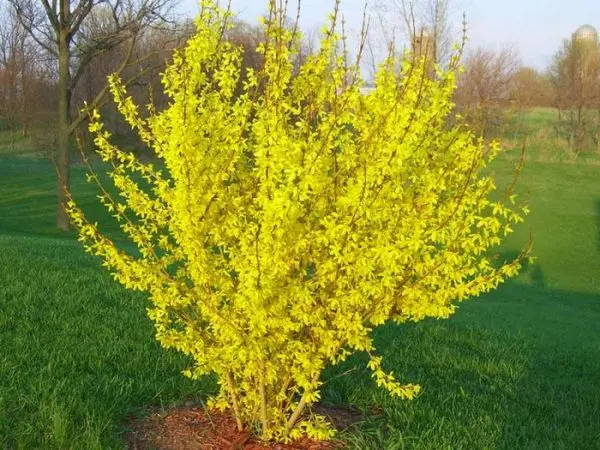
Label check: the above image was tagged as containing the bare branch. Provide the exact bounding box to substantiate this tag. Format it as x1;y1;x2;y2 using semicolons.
39;0;60;32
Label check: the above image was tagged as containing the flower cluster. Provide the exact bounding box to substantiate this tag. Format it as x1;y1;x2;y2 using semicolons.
67;0;529;442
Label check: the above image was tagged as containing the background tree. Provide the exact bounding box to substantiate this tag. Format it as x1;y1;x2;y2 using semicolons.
67;0;528;442
453;46;520;136
7;0;175;231
0;3;49;146
72;18;193;151
510;66;552;114
549;35;600;154
373;0;456;67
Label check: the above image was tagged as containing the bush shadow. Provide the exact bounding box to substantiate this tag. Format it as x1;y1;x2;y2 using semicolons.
320;265;600;449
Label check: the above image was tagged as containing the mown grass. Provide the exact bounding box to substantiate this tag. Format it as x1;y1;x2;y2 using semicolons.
1;110;600;448
0;233;215;449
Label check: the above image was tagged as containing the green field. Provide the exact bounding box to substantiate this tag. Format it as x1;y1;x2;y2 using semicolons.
1;113;600;448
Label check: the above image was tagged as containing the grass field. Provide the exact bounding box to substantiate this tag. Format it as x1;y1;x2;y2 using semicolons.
1;112;600;449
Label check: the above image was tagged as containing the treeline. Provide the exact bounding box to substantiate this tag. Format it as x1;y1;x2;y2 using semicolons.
454;48;551;137
454;36;600;153
549;34;600;153
0;4;320;153
371;0;600;152
0;4;55;147
1;1;596;153
0;0;597;230
0;1;191;153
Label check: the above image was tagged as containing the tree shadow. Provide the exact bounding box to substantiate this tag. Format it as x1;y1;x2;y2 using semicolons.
493;284;600;449
498;249;546;290
320;267;600;449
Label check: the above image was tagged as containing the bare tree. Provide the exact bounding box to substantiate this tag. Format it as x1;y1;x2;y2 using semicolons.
454;46;520;136
549;37;600;154
0;4;44;143
73;18;192;150
0;6;24;138
372;0;457;67
510;66;551;113
7;0;176;231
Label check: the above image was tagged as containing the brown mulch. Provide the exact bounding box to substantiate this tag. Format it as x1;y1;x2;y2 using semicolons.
123;405;364;450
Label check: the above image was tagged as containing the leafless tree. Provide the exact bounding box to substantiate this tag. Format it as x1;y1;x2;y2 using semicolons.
73;18;192;150
0;4;48;144
549;37;600;154
510;66;552;113
7;0;177;231
454;46;520;136
372;0;458;67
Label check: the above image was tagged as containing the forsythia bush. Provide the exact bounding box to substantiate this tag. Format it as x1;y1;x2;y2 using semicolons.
67;0;529;442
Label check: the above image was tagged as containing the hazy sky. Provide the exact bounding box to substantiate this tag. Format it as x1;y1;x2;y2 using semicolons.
177;0;600;70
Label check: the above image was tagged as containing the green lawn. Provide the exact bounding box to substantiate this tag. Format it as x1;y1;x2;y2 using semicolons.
1;119;600;448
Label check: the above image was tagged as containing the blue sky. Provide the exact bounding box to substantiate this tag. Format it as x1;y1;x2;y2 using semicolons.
177;0;600;70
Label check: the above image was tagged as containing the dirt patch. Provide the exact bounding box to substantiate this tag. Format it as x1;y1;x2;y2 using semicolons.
123;405;362;449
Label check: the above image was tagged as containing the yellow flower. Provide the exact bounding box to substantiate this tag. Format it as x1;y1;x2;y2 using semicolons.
67;0;530;442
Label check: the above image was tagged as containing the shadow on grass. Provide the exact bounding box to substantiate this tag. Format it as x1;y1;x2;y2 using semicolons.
320;268;600;449
1;156;598;448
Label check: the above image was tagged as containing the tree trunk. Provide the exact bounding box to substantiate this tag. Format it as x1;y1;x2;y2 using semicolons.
56;31;71;231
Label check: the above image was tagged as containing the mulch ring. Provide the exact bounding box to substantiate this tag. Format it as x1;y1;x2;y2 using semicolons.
123;404;365;450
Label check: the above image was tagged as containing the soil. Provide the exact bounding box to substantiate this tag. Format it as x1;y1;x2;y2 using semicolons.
123;405;364;450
